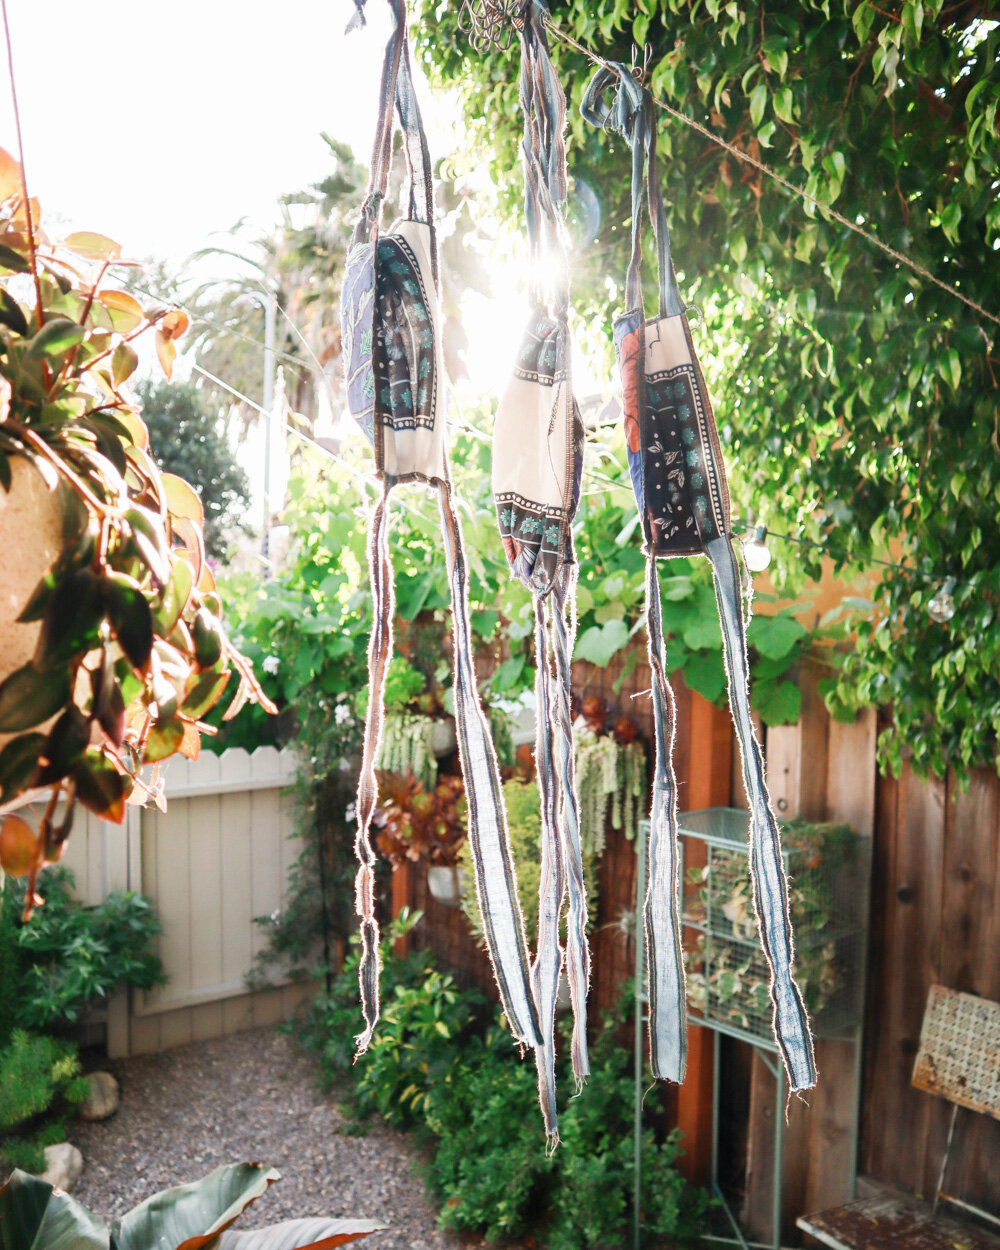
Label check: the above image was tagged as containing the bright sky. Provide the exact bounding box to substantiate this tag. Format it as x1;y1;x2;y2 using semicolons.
0;0;608;525
0;0;421;264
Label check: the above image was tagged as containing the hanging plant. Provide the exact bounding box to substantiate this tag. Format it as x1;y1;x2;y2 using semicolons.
573;707;647;856
378;712;438;791
0;148;274;903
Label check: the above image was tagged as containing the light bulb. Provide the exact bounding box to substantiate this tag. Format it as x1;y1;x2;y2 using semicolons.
927;577;956;624
743;524;772;573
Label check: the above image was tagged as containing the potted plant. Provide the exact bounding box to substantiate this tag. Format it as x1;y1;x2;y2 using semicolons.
375;771;467;905
0;146;274;902
1;1161;384;1248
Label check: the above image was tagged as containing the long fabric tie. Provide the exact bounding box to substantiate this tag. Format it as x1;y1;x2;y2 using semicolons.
341;0;540;1056
581;65;817;1094
492;0;590;1144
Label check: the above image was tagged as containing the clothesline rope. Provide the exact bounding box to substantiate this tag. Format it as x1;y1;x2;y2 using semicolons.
534;7;1000;336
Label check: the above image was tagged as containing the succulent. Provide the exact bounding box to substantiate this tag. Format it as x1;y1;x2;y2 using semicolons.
376;770;467;867
0;145;274;900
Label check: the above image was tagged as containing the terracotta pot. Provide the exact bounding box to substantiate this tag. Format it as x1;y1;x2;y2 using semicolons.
0;457;64;746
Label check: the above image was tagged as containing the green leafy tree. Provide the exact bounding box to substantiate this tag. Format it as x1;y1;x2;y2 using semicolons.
415;1;1000;780
137;379;249;560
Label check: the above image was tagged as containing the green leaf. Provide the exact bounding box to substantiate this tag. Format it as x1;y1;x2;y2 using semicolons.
26;317;85;358
682;650;727;703
0;289;28;335
0;731;45;800
152;558;194;636
180;671;231;720
681;611;722;651
748;614;806;660
574;618;629;667
36;706;92;782
0;1170;108;1250
103;574;154;670
773;87;794;124
111;1163;280;1250
659;575;695;601
749;82;768;128
0;664;71;732
752;677;802;726
143;717;186;762
35;568;104;667
73;751;129;822
193;608;224;668
112;342;139;386
490;655;526;693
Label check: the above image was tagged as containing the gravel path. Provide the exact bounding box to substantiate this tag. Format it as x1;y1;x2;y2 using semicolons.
71;1027;491;1250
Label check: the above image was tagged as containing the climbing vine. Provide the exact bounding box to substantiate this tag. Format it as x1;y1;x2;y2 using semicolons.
415;1;1000;781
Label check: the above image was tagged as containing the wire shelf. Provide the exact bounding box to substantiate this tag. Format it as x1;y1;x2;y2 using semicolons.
678;807;871;1048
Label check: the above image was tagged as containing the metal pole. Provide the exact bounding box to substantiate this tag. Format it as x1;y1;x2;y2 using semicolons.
261;289;277;563
773;1064;784;1250
634;823;647;1250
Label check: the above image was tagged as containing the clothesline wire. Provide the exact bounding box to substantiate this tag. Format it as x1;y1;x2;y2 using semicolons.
538;9;1000;337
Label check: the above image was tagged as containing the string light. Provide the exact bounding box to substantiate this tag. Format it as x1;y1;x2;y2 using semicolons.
927;577;957;624
741;524;772;573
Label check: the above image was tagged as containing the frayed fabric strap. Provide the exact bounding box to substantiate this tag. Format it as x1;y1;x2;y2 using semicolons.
439;485;541;1049
532;592;565;1144
706;535;816;1091
354;487;394;1054
550;564;590;1085
643;557;687;1082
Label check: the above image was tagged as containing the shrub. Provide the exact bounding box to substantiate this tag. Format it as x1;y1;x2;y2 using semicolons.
1;868;165;1033
296;932;707;1248
0;1030;89;1173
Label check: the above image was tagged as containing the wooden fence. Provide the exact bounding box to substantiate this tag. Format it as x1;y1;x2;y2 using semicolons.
60;746;311;1057
395;653;1000;1234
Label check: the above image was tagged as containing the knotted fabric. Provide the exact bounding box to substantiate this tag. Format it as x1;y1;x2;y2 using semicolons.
581;65;816;1094
492;0;590;1145
341;0;540;1056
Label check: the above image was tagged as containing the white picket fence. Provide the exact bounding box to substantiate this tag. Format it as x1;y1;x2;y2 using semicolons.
60;747;312;1056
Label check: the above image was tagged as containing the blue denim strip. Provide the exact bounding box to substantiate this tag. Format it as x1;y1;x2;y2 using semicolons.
644;558;688;1083
551;564;591;1086
532;593;565;1145
353;489;393;1054
439;488;541;1049
707;535;817;1091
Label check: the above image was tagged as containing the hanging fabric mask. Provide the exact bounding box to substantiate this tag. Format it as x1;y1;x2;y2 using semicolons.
581;66;816;1095
341;0;540;1057
492;0;589;1145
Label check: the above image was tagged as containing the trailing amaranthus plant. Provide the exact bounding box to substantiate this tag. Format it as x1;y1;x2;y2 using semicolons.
573;699;647;855
0;146;274;905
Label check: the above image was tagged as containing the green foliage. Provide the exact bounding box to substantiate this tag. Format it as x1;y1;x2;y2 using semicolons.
2;869;165;1032
0;1030;89;1174
296;931;707;1247
136;380;249;560
416;1;1000;780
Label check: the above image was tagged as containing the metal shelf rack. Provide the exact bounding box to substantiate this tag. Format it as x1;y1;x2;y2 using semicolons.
634;808;871;1250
